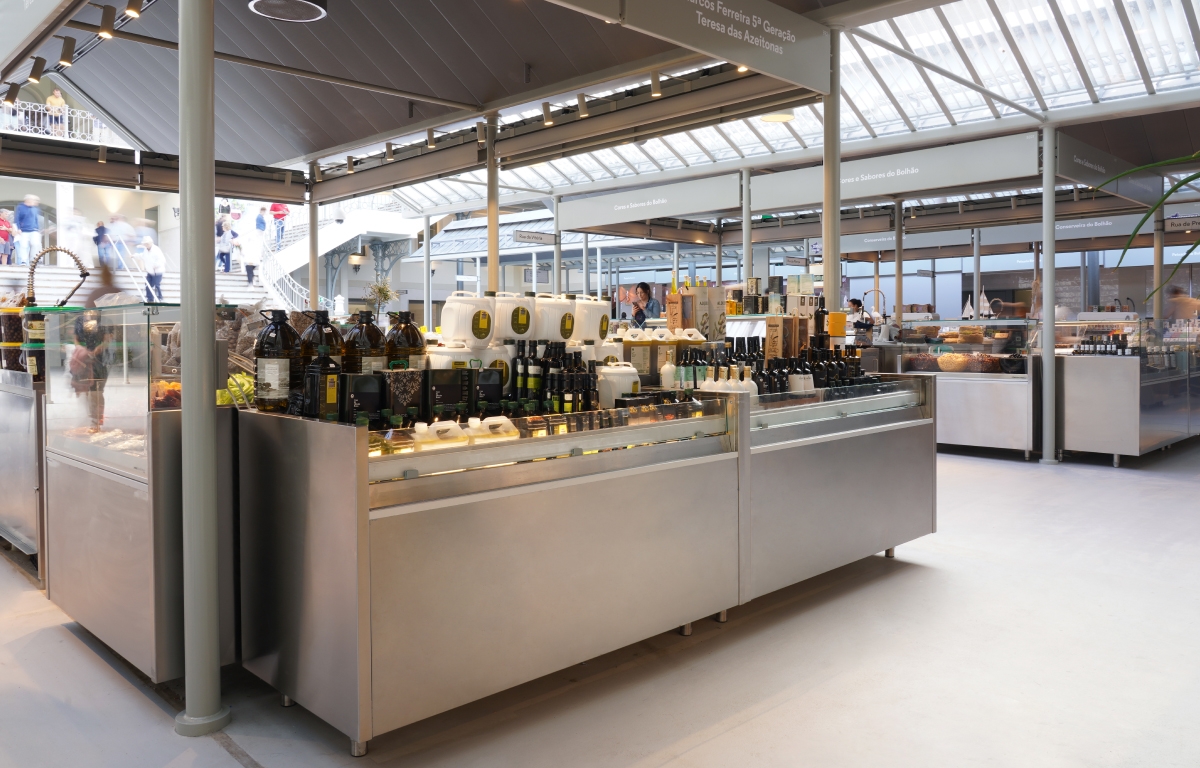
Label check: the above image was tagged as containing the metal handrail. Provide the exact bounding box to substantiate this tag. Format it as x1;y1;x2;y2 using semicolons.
100;234;151;297
259;235;334;312
0;99;129;147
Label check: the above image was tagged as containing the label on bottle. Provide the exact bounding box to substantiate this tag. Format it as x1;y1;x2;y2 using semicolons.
362;356;388;374
452;360;469;369
527;365;542;393
489;359;510;391
788;374;804;393
629;345;651;374
409;353;427;370
472;310;492;340
257;358;289;399
560;312;575;339
563;393;574;413
25;320;45;341
325;375;339;404
26;354;37;376
511;307;531;335
599;315;609;339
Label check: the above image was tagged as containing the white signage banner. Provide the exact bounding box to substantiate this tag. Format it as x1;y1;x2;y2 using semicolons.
1057;133;1162;208
559;174;741;231
1163;215;1200;232
981;214;1147;246
753;133;1040;212
0;0;76;77
514;230;556;245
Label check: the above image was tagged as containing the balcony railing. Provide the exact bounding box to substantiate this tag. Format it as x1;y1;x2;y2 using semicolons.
1;100;129;147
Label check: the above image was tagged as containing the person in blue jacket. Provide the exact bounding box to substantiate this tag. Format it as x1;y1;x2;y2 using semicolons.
13;195;41;266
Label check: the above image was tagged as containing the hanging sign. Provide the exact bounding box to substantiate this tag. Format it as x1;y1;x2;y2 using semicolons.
545;0;830;93
753;133;1039;212
1057;134;1162;208
514;230;557;245
559;174;740;231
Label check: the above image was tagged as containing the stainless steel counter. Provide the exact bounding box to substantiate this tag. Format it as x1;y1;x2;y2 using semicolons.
0;370;44;582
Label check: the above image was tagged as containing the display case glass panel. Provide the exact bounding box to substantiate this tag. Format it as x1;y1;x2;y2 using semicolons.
748;378;926;432
899;319;1036;377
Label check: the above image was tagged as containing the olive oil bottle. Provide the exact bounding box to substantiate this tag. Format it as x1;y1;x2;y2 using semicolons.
254;309;302;412
300;309;346;368
385;310;427;370
343;309;387;374
302;345;342;420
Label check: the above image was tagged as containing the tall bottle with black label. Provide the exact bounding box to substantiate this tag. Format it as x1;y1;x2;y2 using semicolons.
526;344;544;405
513;339;528;400
302;344;342;420
343;309;387;374
254;309;302;412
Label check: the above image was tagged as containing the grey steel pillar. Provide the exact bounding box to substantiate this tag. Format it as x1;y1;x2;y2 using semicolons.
823;28;842;309
873;255;880;309
553;195;562;294
715;218;723;286
672;242;680;289
595;246;602;299
1153;206;1164;326
583;233;590;295
308;199;318;309
741;172;751;283
1041;126;1058;464
894;200;904;325
423;215;431;327
175;0;230;736
532;252;538;293
973;228;981;319
486;114;499;296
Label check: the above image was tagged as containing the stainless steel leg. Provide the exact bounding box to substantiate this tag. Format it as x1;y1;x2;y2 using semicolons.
1024;450;1031;461
1113;454;1121;468
680;622;692;636
280;694;294;707
885;547;895;558
715;610;728;623
351;740;368;758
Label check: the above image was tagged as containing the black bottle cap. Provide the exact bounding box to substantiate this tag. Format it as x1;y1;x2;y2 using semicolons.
525;291;537;297
503;338;516;344
318;345;329;354
485;291;497;297
398;310;413;322
359;310;374;324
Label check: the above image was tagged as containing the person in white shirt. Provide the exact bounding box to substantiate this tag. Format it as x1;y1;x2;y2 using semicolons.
138;236;167;302
240;234;260;285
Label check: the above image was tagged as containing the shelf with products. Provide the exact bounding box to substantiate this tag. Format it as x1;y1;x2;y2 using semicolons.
899;318;1037;377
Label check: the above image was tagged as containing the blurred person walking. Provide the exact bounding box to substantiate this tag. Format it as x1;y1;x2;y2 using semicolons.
138;236;166;301
269;201;289;249
13;195;42;266
1165;286;1200;321
92;221;114;269
106;214;136;267
242;233;260;286
0;210;13;265
215;220;236;273
45;89;67;137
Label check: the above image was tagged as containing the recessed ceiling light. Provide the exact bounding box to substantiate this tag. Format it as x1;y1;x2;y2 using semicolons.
248;0;327;22
760;112;795;122
737;65;749;73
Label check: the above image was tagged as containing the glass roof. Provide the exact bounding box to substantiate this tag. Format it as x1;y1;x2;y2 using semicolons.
385;0;1200;214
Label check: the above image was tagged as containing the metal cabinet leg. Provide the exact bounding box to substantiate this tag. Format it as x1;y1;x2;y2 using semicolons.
280;694;295;708
715;610;728;623
1024;450;1031;461
885;548;895;558
680;622;692;636
350;740;368;758
1113;454;1121;468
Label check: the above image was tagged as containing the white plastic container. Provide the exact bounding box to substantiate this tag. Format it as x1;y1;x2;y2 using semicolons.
464;415;519;444
672;328;706;342
494;291;535;341
533;293;576;342
427;342;478;370
596;362;641;409
571;294;610;342
595;337;622;365
440;290;496;350
479;340;516;395
411;420;469;451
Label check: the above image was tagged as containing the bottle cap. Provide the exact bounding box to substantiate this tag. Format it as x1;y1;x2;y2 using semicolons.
525;291;537;297
468;417;481;427
433;404;444;413
390;414;403;425
381;408;392;419
407;406;418;414
355;414;369;426
485;291;497;297
414;422;429;433
318;344;329;354
503;338;516;344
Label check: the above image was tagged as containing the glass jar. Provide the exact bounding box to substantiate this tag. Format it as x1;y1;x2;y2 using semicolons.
1;342;24;371
0;308;22;344
21;343;45;383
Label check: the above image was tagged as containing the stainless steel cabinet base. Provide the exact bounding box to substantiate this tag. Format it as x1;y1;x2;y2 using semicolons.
0;372;45;584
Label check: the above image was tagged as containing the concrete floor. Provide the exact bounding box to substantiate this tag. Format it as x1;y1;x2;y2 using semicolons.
3;444;1200;767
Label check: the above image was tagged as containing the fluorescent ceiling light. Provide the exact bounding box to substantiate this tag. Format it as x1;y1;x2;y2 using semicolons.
760;111;795;122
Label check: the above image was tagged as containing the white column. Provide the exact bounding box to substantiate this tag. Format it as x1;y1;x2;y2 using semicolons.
823;28;843;310
894;200;904;326
672;242;680;289
595;246;602;299
741;171;751;283
486;114;499;295
1153;206;1164;326
308;199;319;309
973;228;982;319
175;0;230;737
1041;126;1058;464
873;255;880;311
531;252;538;293
583;233;590;295
553;196;562;294
423;215;431;327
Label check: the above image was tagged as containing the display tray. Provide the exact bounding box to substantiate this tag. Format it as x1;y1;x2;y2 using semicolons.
749;382;923;432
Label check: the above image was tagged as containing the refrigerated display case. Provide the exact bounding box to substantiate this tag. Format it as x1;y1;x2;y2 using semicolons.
1051;319;1198;465
41;304;237;683
239;373;938;754
899;319;1038;455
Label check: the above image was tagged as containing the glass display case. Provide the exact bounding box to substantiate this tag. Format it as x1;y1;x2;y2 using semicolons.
1050;319;1199;464
899;319;1039;454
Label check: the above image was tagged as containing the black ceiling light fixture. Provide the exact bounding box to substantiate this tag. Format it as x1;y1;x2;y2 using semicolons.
248;0;327;22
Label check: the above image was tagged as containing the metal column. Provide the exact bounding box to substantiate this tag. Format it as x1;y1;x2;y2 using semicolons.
894;200;904;326
423;215;431;328
672;242;680;289
1041;126;1058;464
583;233;590;295
823;28;842;310
486;114;499;296
308;199;318;310
596;247;602;299
741;172;751;283
873;255;880;311
715;218;723;286
175;0;230;736
553;196;562;294
973;228;981;319
1154;206;1165;326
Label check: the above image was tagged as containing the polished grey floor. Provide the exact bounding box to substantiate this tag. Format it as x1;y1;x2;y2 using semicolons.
3;444;1200;767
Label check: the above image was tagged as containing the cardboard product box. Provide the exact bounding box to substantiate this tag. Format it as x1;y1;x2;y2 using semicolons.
664;293;687;331
787;274;815;295
794;317;812;351
786;294;818;318
765;315;785;360
683;286;712;338
781;315;801;358
768;292;784;315
709;286;726;339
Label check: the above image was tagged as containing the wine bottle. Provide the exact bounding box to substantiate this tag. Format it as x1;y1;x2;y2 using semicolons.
302;344;341;420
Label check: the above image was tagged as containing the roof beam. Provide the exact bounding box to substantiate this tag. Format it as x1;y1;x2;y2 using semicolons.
781;120;809;149
588;152;619;178
632;143;666;170
610;147;642;175
685;130;720;162
711;124;746;158
933;7;1001;118
1181;0;1200;65
841;89;878;138
887;19;956;126
741;119;779;153
983;0;1049;111
1044;0;1099;104
564;155;596;182
846;32;916;132
1109;0;1155;95
804;0;957;28
658;135;691;167
62;20;479;110
850;29;1046;121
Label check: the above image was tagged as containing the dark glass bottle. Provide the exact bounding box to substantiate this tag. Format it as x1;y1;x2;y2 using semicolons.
344;309;387;374
514;339;527;400
812;352;828;389
254;309;302;413
385;310;426;370
300;309;345;368
753;360;771;395
302;344;342;420
526;346;544;405
562;372;576;414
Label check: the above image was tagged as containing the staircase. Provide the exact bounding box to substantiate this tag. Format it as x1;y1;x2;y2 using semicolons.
0;264;274;307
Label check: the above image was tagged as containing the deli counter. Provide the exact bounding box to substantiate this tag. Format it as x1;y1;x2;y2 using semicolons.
238;374;936;753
